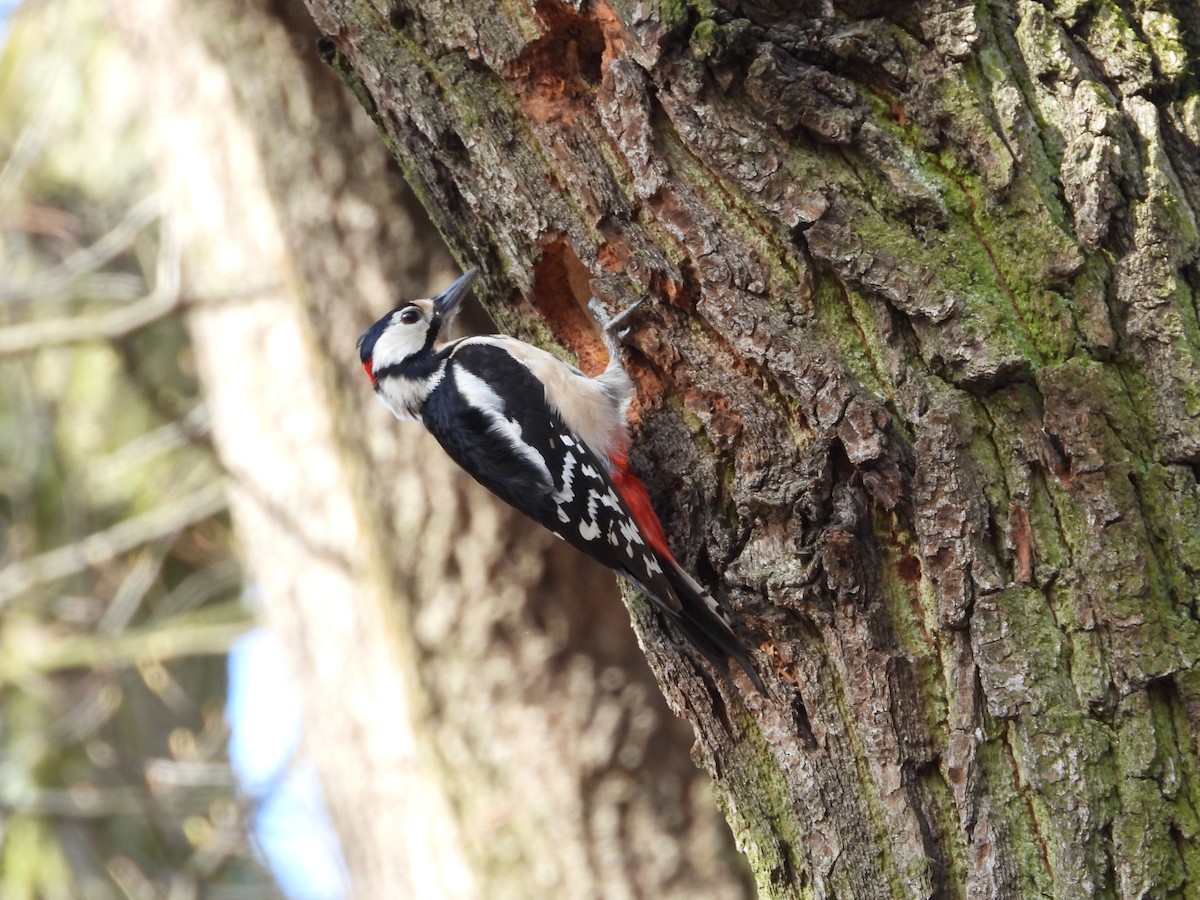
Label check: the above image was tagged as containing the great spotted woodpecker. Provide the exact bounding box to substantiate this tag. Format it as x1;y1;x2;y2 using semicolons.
358;269;764;692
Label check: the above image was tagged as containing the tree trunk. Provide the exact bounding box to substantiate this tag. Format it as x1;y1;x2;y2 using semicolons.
115;0;751;896
304;0;1200;896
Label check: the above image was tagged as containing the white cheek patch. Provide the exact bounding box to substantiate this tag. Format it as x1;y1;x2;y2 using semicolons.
453;366;554;489
372;317;429;370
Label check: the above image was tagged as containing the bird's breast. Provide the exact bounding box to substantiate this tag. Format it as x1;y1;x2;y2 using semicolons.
379;361;447;421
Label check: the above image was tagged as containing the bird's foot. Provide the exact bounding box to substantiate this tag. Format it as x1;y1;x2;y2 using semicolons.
588;297;646;359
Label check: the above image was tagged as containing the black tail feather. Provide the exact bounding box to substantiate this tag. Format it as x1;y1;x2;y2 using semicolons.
659;559;767;694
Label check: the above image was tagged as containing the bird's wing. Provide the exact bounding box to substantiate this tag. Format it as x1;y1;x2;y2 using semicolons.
427;341;763;689
424;342;678;607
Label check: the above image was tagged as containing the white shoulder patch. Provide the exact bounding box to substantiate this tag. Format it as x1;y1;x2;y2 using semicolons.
452;364;554;489
459;336;633;466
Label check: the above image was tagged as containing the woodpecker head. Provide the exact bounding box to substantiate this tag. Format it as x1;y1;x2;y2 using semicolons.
358;268;478;390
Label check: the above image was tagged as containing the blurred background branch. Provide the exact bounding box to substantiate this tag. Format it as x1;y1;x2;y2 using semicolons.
0;2;281;895
0;483;228;605
0;194;165;303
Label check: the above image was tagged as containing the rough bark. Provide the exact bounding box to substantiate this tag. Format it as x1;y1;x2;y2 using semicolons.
304;0;1200;896
115;0;751;897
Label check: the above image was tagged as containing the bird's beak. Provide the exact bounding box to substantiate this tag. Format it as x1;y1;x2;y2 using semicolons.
433;268;478;321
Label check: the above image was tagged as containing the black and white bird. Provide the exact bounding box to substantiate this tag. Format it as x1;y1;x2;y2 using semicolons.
358;269;763;692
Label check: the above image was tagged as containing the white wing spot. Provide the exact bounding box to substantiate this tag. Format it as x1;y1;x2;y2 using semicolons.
579;520;601;541
618;517;643;547
552;451;577;505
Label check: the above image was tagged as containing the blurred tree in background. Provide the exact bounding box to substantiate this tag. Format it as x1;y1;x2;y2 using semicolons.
0;1;272;896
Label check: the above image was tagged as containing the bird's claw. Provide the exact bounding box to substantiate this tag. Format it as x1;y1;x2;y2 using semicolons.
589;297;646;358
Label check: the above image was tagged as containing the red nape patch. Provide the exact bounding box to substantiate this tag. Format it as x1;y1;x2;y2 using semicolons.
363;359;377;387
609;451;674;562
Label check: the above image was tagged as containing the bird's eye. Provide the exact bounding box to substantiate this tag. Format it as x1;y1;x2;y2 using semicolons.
399;307;422;325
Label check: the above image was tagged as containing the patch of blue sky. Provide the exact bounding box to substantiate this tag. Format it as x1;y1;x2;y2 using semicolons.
0;0;22;41
227;628;348;900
